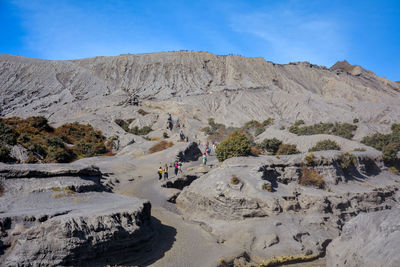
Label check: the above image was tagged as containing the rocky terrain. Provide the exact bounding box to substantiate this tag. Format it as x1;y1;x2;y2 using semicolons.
1;51;400;266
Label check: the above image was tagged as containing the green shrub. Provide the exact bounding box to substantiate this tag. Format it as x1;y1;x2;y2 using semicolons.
338;152;356;170
138;109;149;116
389;166;399;175
289;122;357;139
129;126;153;135
115;119;130;132
353;147;366;152
262;118;274;127
361;133;391;151
46;136;65;148
257;138;282;154
202;118;238;142
382;143;400;164
277;144;300;155
46;146;75;163
74;141;107;157
1;117;110;163
0;145;13;163
216;131;252;162
293;120;305;127
353;118;359;123
305;152;316;166
254;127;266;136
0;121;18;145
361;124;400;165
309;140;341;152
243;120;263;129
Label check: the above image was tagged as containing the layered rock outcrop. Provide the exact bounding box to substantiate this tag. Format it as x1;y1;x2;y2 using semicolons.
0;163;154;266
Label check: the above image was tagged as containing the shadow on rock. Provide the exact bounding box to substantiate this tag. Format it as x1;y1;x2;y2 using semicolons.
135;216;177;267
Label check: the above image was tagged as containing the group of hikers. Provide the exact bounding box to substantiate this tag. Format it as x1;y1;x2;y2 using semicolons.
202;141;217;166
167;113;185;131
157;160;183;181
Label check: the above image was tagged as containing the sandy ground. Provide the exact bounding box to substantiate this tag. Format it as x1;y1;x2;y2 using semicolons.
110;145;326;267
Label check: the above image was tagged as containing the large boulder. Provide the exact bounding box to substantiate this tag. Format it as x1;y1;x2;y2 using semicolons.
326;209;400;267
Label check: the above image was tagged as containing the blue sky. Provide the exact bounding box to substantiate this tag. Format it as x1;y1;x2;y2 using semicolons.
1;0;399;81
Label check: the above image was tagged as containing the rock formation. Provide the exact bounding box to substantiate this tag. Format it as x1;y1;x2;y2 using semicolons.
0;163;154;266
327;209;400;267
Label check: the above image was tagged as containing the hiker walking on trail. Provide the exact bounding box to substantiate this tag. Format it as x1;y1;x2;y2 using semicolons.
178;161;183;173
174;161;179;176
163;164;169;180
202;153;207;165
158;167;163;180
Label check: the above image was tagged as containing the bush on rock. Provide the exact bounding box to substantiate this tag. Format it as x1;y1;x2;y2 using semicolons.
216;131;251;162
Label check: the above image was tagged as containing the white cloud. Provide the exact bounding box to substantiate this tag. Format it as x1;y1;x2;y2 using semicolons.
229;5;348;65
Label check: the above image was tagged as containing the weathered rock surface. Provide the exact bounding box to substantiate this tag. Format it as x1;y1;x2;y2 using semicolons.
177;152;396;221
175;153;400;264
327;209;400;267
0;163;154;266
161;165;209;190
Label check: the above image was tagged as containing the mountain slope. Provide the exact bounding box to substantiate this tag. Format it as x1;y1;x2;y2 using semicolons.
0;51;399;141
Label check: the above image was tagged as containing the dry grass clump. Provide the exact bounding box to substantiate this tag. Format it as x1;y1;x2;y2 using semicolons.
231;174;241;185
251;146;263;155
299;167;325;189
262;183;272;192
148;141;174;153
52;186;75;198
138;109;149;116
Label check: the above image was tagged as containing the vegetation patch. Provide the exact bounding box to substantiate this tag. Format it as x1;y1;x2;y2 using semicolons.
137;109;149;116
201;118;238;142
304;152;316;166
0;121;18;145
389;166;399;175
114;119;130;132
231;175;241;185
361;124;400;164
289;121;357;139
257;138;282;155
129;126;153;136
0;116;110;163
216;131;252;162
338;152;357;170
0;145;14;163
251;146;263;155
299;167;325;189
353;147;366;152
309;139;341;152
148;140;174;153
203;118;274;142
276;144;300;155
262;183;273;192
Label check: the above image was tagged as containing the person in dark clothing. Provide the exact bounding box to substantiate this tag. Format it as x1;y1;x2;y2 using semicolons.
174;161;179;176
163;164;169;180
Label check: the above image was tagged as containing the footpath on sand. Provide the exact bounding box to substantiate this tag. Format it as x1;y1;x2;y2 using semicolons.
113;148;234;267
